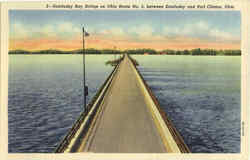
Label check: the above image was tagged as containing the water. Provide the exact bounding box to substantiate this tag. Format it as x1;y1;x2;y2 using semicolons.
8;55;113;153
8;55;241;153
133;55;241;153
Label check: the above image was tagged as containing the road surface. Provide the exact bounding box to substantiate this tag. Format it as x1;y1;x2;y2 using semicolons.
79;55;166;153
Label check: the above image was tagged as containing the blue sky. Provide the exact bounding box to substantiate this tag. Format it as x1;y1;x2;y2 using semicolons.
9;10;241;50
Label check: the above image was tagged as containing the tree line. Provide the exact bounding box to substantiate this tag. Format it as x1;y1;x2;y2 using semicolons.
9;48;241;56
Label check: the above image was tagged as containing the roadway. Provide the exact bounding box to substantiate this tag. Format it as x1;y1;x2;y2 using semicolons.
78;55;166;153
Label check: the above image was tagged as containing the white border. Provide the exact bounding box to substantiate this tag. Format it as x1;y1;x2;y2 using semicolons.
0;0;249;160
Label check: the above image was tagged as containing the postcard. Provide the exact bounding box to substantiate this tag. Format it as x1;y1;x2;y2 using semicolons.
0;0;249;160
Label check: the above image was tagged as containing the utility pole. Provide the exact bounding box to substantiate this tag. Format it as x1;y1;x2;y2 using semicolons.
82;27;89;112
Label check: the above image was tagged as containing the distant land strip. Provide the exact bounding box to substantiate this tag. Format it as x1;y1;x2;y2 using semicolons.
9;48;241;56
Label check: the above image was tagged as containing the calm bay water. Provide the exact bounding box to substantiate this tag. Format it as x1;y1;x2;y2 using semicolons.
8;55;240;153
8;55;113;153
134;55;241;153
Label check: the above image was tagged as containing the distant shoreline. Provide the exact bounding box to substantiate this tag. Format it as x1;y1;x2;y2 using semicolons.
9;48;241;56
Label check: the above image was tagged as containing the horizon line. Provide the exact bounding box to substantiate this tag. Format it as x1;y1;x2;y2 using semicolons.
9;48;242;52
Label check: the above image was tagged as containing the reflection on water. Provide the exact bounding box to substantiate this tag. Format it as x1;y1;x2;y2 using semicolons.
134;55;241;153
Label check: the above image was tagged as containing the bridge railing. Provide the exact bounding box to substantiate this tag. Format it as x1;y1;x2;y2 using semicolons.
55;55;124;153
128;54;190;153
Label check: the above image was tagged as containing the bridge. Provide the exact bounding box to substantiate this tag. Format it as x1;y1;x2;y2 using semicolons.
55;54;190;153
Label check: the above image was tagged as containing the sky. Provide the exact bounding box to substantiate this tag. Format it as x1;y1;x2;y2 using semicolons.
9;10;241;51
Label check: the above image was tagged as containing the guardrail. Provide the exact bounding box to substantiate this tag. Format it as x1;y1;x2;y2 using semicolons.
55;55;124;153
128;54;190;153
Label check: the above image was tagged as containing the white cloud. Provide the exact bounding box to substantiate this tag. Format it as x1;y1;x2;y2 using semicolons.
57;22;78;34
10;22;29;39
40;25;56;37
10;20;239;44
110;27;126;36
10;21;81;40
99;27;126;37
129;25;154;38
163;26;181;37
209;29;235;41
162;21;239;42
163;21;210;36
196;21;210;31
